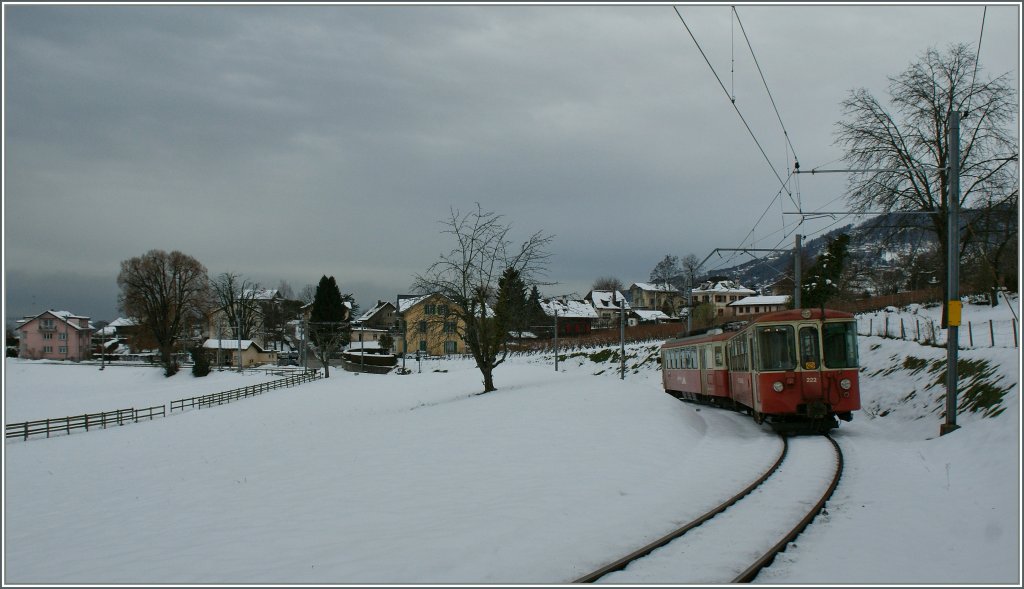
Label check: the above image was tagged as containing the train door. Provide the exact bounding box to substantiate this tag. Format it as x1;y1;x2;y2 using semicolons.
749;332;760;409
701;344;713;396
798;325;823;400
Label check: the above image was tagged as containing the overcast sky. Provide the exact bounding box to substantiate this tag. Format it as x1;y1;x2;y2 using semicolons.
3;3;1020;325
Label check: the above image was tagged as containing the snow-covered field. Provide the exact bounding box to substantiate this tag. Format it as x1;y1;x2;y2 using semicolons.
3;316;1020;584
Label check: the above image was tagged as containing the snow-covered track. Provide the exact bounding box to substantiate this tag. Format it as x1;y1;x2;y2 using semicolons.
575;434;843;584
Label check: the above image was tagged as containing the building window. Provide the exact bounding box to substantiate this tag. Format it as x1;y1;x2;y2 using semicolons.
444;321;457;334
59;346;67;354
444;341;458;354
418;321;427;333
43;333;53;340
41;319;54;329
425;304;436;315
419;340;427;352
59;332;68;340
43;346;53;353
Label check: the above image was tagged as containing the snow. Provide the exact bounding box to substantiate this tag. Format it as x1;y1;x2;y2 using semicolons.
3;303;1020;584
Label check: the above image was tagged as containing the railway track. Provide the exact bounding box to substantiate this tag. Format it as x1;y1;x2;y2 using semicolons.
574;434;843;584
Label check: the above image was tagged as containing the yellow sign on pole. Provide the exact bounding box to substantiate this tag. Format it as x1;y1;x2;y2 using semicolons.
948;300;962;327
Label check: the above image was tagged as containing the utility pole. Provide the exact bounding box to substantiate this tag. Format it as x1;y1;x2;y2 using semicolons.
794;234;802;308
619;299;625;380
553;305;559;372
941;111;963;437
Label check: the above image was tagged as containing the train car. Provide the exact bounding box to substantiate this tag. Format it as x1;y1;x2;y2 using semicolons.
662;308;861;434
661;330;733;404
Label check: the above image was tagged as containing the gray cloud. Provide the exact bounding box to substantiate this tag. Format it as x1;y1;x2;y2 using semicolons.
4;4;1019;324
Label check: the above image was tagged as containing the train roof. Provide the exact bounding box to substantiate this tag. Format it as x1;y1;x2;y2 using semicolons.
663;330;733;347
747;308;855;323
662;308;855;348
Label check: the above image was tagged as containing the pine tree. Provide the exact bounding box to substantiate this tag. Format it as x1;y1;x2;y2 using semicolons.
495;267;528;342
308;275;350;377
802;234;851;310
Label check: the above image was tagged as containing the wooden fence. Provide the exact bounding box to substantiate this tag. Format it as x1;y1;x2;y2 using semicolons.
170;370;319;413
5;405;167;441
6;370;320;442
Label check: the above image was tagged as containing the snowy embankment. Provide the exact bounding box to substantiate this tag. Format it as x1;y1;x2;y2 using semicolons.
3;324;1020;584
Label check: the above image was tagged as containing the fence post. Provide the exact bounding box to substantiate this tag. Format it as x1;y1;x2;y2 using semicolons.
968;321;974;347
24;422;29;441
990;319;995;347
884;316;889;338
900;318;905;340
916;319;920;342
46;418;51;438
869;318;873;337
85;414;90;431
1013;319;1018;348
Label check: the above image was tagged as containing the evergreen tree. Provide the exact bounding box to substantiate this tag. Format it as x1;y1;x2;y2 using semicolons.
190;342;211;377
526;285;548;330
802;234;851;310
495;267;529;343
308;275;350;377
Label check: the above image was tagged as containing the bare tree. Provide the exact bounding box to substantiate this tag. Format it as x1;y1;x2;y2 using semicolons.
592;276;623;293
835;43;1018;324
276;279;295;301
210;272;263;342
413;204;553;393
117;250;209;376
298;283;317;305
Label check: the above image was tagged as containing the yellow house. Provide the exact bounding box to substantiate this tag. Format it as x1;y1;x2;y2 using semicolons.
397;293;469;356
202;339;278;367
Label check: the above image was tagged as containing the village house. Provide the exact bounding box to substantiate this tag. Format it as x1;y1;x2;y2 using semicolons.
356;300;398;331
397;293;469;356
202;339;278;368
690;280;757;318
539;298;598;337
16;310;93;361
628;308;672;326
628;282;685;316
727;295;791;317
585;290;631;328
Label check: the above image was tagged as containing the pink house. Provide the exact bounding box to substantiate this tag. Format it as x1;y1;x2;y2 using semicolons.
17;310;93;361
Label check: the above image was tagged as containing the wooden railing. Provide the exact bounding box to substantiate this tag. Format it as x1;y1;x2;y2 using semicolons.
6;370;320;442
5;405;167;441
169;370;319;413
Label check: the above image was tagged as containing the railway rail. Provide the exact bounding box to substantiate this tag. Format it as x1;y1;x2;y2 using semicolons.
574;433;843;584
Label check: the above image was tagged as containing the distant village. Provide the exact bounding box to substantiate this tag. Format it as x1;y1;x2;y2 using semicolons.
8;279;791;368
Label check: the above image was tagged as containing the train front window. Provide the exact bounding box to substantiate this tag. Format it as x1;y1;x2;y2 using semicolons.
757;326;796;371
799;326;820;370
823;322;859;368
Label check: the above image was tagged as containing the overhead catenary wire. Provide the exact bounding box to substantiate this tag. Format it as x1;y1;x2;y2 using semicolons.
732;6;800;166
673;5;799;211
965;5;987;116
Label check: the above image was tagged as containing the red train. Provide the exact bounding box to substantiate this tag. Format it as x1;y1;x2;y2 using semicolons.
662;308;860;434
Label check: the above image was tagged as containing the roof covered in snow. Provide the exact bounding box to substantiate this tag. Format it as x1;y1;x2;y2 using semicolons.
540;299;598;319
17;309;92;331
631;309;671;321
728;295;791;307
202;339;271;352
586;290;631;311
357;300;395;322
692;280;756;295
631;282;678;293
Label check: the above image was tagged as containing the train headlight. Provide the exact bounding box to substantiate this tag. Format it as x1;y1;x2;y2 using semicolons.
772;381;784;392
840;378;852;390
